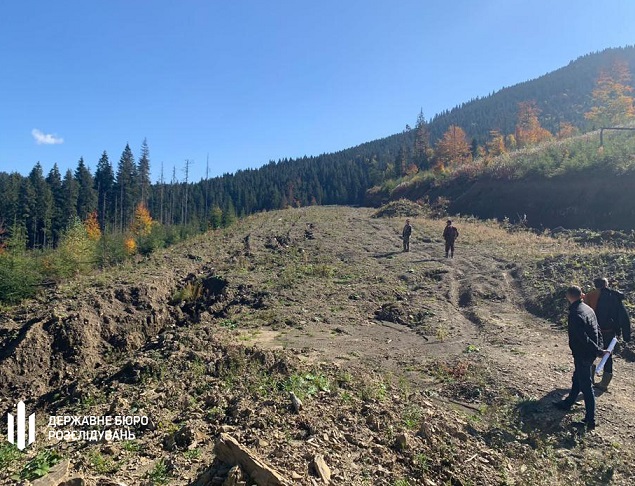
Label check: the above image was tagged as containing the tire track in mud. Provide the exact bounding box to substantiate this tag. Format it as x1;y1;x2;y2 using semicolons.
435;239;635;458
251;208;635;481
237;207;635;447
194;209;635;460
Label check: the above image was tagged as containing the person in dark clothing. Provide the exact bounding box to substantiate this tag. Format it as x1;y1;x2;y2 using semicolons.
553;286;608;430
443;220;459;258
402;219;412;252
584;277;631;391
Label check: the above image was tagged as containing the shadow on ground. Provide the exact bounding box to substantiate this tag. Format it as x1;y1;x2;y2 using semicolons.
372;251;403;259
512;387;603;448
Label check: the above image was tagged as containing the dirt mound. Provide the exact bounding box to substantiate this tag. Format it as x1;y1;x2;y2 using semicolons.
550;227;635;248
0;250;217;403
372;199;427;218
13;323;519;485
399;169;635;230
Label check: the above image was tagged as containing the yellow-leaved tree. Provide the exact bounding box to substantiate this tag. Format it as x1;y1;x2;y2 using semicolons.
56;217;98;275
124;203;156;256
130;203;154;237
486;129;506;157
84;211;102;241
585;61;635;127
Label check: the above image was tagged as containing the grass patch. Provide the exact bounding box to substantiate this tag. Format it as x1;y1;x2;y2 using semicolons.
283;372;331;400
170;280;203;304
360;380;388;402
402;405;422;430
300;263;336;278
146;458;171;485
122;441;141;453
219;319;238;330
183;448;201;460
90;451;119;474
20;450;62;481
394;479;411;486
414;452;430;473
0;443;20;471
187;357;207;377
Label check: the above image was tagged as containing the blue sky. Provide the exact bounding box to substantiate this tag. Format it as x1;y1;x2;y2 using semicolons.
1;1;634;182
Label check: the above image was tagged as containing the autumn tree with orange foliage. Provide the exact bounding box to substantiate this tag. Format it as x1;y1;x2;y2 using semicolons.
585;61;635;127
435;125;472;169
404;163;419;177
84;211;102;241
556;122;578;140
515;101;553;148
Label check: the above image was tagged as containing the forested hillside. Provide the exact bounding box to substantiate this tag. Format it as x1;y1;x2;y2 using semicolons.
427;46;635;142
1;46;634;251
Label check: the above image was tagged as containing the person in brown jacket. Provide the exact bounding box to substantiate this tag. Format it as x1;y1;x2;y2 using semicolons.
584;277;631;391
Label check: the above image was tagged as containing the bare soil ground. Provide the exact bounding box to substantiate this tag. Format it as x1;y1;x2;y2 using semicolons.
1;205;634;485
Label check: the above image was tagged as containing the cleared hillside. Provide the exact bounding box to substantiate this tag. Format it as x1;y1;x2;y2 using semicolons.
1;205;634;485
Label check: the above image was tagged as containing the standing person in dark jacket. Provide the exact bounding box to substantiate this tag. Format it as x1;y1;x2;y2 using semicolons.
554;286;608;430
402;219;412;252
584;277;631;391
443;220;459;258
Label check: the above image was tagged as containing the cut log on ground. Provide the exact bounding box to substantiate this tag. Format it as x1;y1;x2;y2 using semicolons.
214;433;288;486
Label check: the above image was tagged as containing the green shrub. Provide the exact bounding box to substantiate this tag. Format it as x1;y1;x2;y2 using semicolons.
283;372;331;399
50;217;98;277
0;252;41;304
162;225;181;247
170;280;203;304
97;233;129;267
137;223;167;256
89;451;119;474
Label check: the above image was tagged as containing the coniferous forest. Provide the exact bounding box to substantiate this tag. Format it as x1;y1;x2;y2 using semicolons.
0;137;404;250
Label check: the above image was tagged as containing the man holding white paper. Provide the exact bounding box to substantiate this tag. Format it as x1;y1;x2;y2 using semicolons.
553;286;609;431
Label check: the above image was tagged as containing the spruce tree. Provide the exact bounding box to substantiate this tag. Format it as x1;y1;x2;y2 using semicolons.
75;157;97;220
413;110;432;168
24;163;53;248
115;144;138;230
222;199;236;228
18;175;36;248
46;164;65;246
0;172;22;231
61;169;79;229
138;138;151;204
94;151;115;230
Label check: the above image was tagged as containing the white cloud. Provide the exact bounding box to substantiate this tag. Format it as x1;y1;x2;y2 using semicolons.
32;129;64;145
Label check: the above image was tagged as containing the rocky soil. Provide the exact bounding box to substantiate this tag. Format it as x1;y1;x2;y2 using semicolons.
1;205;634;485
